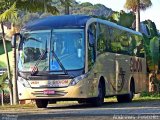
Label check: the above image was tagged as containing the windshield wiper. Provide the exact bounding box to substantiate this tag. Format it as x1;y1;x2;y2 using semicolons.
31;40;47;75
51;50;73;77
27;37;42;43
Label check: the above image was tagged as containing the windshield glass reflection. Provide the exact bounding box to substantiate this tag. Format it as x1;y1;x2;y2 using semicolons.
50;29;84;71
18;30;50;71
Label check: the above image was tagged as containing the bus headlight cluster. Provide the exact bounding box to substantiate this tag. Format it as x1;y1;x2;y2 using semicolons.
18;77;31;88
70;74;88;86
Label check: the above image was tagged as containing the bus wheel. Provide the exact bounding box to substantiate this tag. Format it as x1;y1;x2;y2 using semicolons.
91;82;104;106
35;99;48;108
117;81;135;103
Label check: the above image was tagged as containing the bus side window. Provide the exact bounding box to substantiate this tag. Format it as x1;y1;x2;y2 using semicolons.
110;28;130;55
110;28;122;53
88;23;96;70
119;32;130;54
97;24;108;54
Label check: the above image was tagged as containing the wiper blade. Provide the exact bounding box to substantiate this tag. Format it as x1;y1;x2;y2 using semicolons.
31;40;47;75
51;50;74;78
31;50;47;75
27;37;42;43
51;50;69;76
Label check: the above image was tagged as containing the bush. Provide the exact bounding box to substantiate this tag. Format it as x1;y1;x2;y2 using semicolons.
140;91;160;98
0;93;10;104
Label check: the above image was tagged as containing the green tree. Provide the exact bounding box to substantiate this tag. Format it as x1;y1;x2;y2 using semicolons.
0;0;59;105
0;2;17;105
60;0;72;14
124;0;152;31
150;36;159;71
21;12;40;26
143;20;158;37
0;72;8;106
108;10;135;29
141;20;159;72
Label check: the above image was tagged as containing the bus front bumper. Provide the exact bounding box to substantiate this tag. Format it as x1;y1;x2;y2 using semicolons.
18;81;97;100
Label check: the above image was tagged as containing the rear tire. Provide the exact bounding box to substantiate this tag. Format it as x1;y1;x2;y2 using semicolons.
35;99;48;108
117;81;134;103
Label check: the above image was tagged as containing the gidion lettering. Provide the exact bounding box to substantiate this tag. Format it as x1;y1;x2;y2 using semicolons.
130;58;142;72
52;80;68;85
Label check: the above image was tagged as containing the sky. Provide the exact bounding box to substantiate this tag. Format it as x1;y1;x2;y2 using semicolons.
79;0;160;30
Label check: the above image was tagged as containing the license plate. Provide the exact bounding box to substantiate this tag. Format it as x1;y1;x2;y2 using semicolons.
43;90;55;95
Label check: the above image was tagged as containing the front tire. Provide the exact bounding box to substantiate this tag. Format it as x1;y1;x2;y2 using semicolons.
35;99;48;108
91;82;105;106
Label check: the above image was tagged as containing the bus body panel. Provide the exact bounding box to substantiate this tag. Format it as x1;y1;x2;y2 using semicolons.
89;53;147;97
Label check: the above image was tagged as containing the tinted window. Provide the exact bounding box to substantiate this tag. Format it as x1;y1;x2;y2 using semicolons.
88;23;96;70
97;23;109;54
50;29;85;70
110;28;130;54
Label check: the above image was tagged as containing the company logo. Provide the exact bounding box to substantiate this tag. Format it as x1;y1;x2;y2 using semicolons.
41;80;70;87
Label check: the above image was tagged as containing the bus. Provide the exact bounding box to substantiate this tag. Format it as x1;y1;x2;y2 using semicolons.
11;15;147;108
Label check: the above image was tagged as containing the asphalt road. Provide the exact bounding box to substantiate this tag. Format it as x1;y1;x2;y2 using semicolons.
1;100;160;120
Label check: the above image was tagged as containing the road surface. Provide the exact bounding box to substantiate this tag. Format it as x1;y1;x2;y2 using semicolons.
0;100;160;120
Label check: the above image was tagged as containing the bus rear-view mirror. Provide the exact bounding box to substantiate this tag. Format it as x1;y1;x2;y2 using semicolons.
88;31;95;46
11;33;21;48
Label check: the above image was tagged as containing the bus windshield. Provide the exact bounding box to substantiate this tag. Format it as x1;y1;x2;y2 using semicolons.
18;29;85;73
18;30;50;72
50;29;85;71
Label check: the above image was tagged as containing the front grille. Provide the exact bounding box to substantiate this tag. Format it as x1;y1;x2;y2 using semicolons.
31;90;67;97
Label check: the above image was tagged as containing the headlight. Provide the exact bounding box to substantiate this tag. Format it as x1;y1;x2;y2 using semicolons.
18;77;31;88
70;74;88;86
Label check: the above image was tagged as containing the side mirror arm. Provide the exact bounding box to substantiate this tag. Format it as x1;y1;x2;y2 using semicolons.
11;33;21;48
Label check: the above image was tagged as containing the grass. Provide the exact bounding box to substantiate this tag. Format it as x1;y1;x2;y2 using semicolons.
140;91;160;97
134;97;160;102
0;104;36;110
133;92;160;102
0;61;6;67
105;92;160;103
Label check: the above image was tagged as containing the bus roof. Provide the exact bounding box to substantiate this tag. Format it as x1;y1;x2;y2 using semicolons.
22;15;91;31
22;15;142;37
